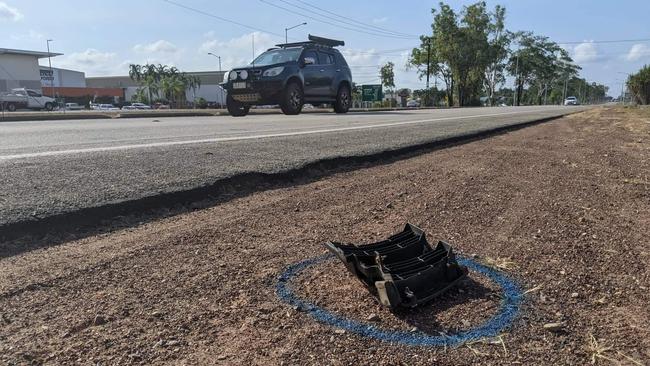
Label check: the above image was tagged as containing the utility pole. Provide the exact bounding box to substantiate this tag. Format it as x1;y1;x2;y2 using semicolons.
562;78;568;105
285;22;307;44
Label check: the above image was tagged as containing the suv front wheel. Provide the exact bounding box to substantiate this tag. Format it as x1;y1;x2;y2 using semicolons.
334;84;351;114
280;82;304;115
226;94;250;117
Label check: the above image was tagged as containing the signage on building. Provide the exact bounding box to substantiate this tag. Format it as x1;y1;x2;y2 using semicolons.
362;84;383;102
40;68;59;87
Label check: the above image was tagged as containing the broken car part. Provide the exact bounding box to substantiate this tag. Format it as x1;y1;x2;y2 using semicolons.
325;224;467;308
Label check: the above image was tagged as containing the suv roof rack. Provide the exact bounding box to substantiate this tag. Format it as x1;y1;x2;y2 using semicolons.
276;34;345;48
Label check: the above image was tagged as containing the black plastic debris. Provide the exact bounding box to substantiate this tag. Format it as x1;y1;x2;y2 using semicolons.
325;224;468;309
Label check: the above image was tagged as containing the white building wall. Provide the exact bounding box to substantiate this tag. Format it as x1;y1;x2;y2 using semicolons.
0;54;42;92
40;67;86;88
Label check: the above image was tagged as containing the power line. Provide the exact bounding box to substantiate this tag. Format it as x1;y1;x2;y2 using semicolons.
559;37;650;45
283;0;419;38
162;0;287;40
259;0;416;40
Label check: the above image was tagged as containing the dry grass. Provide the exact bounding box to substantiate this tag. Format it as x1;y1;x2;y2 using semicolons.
483;257;517;271
585;334;643;365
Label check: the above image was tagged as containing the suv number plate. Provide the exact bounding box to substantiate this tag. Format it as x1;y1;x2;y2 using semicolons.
233;82;247;89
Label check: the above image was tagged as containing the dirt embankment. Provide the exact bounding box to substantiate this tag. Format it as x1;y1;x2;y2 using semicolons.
0;107;648;365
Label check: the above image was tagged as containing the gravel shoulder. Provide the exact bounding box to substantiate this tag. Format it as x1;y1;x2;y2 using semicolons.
1;107;648;365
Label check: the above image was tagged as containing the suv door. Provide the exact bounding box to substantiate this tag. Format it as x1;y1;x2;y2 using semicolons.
317;51;337;97
301;50;322;97
26;90;44;109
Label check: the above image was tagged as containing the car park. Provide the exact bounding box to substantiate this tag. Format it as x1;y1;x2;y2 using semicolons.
221;35;353;117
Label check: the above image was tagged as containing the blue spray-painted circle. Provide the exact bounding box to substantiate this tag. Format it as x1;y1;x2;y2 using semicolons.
276;253;523;347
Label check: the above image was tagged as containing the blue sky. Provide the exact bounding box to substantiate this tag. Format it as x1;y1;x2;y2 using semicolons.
1;0;649;95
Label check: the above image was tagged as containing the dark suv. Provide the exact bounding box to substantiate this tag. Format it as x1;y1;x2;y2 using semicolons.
222;35;352;117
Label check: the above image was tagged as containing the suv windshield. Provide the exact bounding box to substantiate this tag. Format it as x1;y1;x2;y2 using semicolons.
251;48;302;66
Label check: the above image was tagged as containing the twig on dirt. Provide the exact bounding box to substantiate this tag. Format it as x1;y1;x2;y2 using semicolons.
617;351;644;366
466;344;489;357
523;285;542;295
467;335;508;357
484;257;517;271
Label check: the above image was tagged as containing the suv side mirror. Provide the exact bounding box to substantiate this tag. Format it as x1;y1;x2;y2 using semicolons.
303;57;316;66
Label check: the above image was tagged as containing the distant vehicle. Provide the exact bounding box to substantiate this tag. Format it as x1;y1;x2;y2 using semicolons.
122;103;152;110
406;100;420;108
65;103;84;110
0;88;56;111
97;104;119;111
564;96;579;106
222;34;352;117
153;103;170;110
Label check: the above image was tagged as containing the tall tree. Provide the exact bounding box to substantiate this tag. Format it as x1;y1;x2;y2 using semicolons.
380;61;395;92
483;5;510;106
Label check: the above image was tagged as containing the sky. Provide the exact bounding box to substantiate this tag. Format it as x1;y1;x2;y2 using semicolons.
1;0;649;96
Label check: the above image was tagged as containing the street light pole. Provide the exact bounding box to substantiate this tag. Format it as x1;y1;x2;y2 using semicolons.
207;53;221;72
46;39;54;98
207;52;224;109
618;72;631;105
285;22;307;43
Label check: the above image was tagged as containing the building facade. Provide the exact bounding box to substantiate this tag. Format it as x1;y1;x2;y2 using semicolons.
0;48;62;92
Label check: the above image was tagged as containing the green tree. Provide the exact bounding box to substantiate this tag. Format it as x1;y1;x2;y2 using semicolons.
380;61;395;92
507;32;579;106
483;5;511;106
628;65;650;104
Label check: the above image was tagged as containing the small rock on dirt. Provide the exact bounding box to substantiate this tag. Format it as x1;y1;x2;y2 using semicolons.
543;322;567;332
366;313;380;322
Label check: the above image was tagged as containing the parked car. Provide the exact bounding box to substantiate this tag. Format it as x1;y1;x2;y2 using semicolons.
97;104;119;111
153;103;170;110
221;34;352;117
65;103;84;110
564;96;579;106
122;103;152;111
406;100;420;108
0;88;56;111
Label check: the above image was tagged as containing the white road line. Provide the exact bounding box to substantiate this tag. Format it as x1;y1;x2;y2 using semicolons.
0;109;555;161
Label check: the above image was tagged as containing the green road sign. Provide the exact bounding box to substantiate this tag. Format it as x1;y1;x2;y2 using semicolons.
362;84;383;102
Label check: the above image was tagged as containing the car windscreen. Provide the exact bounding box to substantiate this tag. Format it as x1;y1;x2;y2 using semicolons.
251;48;302;67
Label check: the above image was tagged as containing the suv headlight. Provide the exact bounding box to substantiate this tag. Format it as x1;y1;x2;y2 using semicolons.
263;67;284;77
223;71;230;83
229;70;237;81
239;70;248;80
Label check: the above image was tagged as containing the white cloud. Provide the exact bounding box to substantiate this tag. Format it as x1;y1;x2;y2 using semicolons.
54;49;119;75
572;42;601;64
10;29;43;41
199;32;276;68
626;43;650;62
372;17;388;24
0;2;22;21
133;40;179;54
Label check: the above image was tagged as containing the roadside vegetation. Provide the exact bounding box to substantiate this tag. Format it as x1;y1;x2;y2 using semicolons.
627;65;650;105
128;64;202;108
404;1;608;107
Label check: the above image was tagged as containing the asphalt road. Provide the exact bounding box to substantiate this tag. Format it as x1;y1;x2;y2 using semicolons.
0;106;585;227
